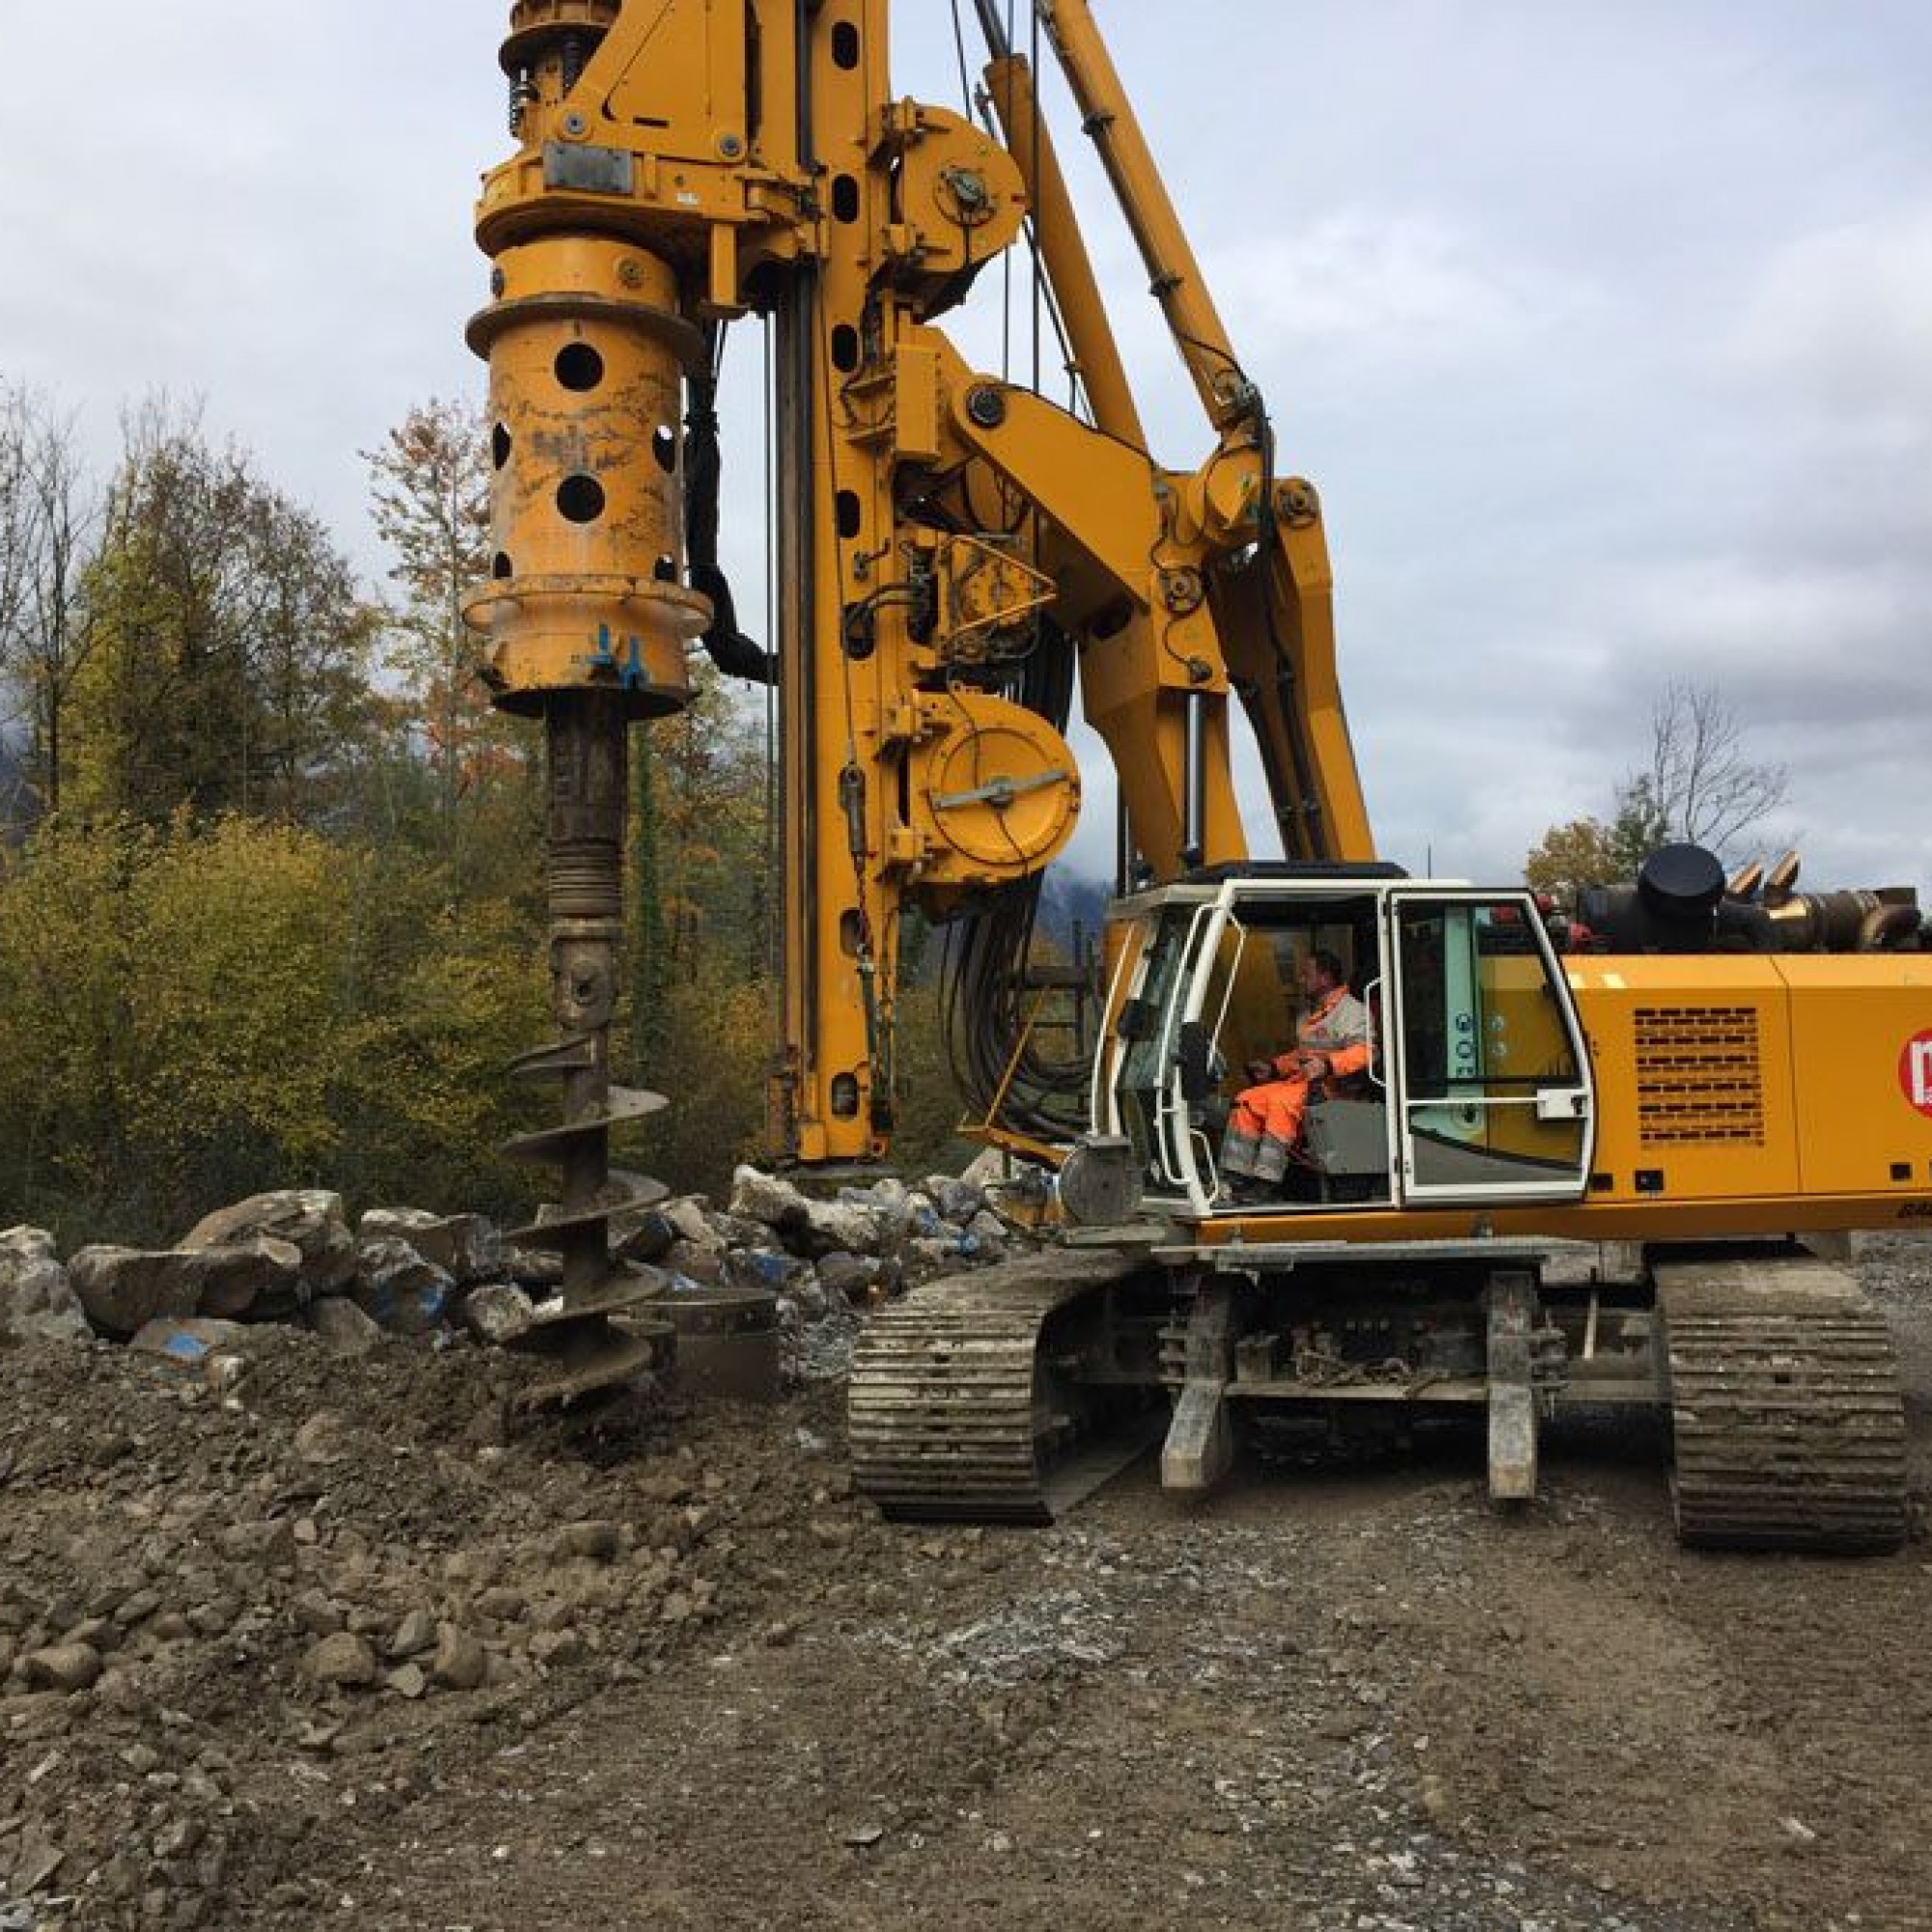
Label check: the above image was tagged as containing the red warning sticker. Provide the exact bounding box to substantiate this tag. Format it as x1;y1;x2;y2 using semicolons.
1904;1031;1932;1118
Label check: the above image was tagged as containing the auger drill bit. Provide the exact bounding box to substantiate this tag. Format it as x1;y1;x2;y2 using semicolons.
462;2;711;1409
499;692;673;1409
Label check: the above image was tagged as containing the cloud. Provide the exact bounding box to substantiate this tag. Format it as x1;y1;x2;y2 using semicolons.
1728;203;1932;437
1606;555;1921;703
1211;213;1574;382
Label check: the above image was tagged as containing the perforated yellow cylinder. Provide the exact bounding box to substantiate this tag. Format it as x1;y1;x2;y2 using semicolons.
464;234;708;718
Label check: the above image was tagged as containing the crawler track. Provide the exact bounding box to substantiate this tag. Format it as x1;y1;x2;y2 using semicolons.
849;1252;1148;1523
1658;1257;1908;1553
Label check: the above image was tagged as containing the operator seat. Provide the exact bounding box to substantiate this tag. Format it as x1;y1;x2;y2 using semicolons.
1302;1097;1387;1177
1299;1096;1390;1203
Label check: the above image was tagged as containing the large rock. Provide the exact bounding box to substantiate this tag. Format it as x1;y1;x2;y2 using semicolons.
964;1210;1009;1262
709;1210;770;1249
881;1193;945;1254
308;1295;383;1355
613;1209;678;1266
662;1199;721;1253
727;1247;811;1295
68;1240;301;1339
814;1251;885;1305
351;1239;455;1336
180;1190;356;1307
801;1198;884;1260
458;1281;534;1347
860;1177;912;1217
356;1208;503;1286
129;1318;251;1364
934;1179;986;1226
730;1166;890;1261
195;1236;305;1318
0;1227;90;1345
904;1235;966;1285
657;1238;722;1286
503;1243;564;1290
729;1166;811;1237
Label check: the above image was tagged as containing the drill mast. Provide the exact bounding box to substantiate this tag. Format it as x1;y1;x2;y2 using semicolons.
465;0;1374;1220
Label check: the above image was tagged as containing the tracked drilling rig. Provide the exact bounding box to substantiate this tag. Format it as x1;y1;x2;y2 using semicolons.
464;0;1931;1545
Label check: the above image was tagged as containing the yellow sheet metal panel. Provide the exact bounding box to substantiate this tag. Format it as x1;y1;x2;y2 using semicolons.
892;341;941;464
594;0;751;169
1776;954;1932;1196
1566;955;1802;1204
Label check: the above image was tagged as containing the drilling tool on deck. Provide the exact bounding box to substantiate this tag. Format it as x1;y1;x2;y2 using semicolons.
462;2;711;1408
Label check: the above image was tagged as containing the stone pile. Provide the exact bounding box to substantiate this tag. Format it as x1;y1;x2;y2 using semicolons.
0;1154;1031;1385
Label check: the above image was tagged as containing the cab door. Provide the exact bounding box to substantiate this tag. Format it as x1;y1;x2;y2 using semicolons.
1099;895;1230;1201
1382;891;1595;1204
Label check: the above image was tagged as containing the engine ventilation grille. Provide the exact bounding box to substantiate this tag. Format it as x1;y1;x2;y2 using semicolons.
1634;1005;1765;1147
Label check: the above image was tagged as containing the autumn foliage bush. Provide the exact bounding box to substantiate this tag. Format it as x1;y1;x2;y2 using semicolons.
0;815;546;1244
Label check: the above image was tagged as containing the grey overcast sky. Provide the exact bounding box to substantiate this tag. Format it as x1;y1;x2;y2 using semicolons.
4;3;1928;894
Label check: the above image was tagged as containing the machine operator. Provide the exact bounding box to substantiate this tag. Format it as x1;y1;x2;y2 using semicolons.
1219;949;1373;1195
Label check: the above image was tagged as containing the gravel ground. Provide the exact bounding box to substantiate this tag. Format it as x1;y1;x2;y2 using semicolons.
1;1237;1928;1930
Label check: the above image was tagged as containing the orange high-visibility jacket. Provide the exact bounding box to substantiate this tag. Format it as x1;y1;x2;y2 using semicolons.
1268;985;1372;1093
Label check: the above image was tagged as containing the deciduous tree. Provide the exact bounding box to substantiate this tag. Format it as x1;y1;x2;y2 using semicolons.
0;382;99;821
69;399;376;825
363;399;512;816
1525;682;1787;898
1633;680;1787;856
1523;817;1625;903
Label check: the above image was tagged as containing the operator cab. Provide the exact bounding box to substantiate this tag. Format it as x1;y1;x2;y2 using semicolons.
1093;871;1596;1222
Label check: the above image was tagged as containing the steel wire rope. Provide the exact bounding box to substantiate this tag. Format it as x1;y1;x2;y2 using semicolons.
1030;0;1043;400
762;312;781;996
949;0;976;118
934;0;1097;1138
